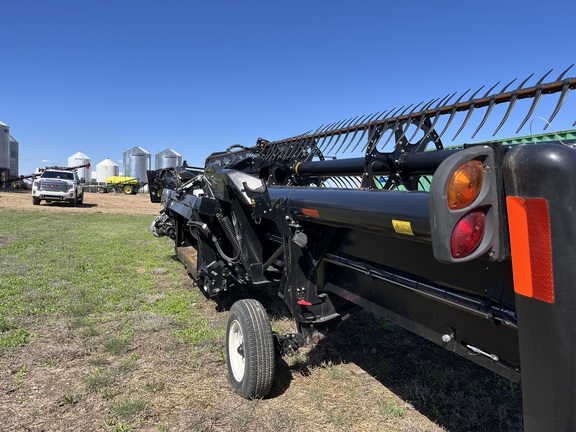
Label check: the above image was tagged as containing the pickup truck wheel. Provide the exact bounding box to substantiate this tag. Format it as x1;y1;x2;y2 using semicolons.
77;193;84;205
226;299;276;399
32;197;41;205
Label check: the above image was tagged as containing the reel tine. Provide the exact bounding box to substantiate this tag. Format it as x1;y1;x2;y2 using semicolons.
328;116;359;155
393;100;426;146
335;114;368;155
330;117;355;151
303;123;326;157
285;135;304;160
278;135;298;160
380;104;414;150
516;69;553;133
266;143;280;162
471;98;497;139
353;110;389;153
436;89;471;141
340;113;373;154
317;121;341;151
500;77;518;94
287;132;309;159
425;92;457;142
545;80;571;130
493;73;535;136
556;64;574;81
452;85;486;141
361;109;396;153
469;82;500;139
307;124;324;150
263;139;277;161
483;81;501;98
322;118;349;155
407;97;440;144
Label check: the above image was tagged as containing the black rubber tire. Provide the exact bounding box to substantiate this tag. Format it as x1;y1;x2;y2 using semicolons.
32;197;41;205
226;299;276;399
77;193;84;205
123;185;134;194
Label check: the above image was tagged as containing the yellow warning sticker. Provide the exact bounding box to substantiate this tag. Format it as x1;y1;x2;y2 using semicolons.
392;220;414;236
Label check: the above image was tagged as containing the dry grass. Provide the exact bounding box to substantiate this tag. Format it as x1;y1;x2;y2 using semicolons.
0;207;523;431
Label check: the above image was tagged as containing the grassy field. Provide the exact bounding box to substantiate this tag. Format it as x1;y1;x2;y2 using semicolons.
0;209;523;431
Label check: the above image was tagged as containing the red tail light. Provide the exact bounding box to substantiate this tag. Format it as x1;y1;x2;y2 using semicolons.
450;209;486;258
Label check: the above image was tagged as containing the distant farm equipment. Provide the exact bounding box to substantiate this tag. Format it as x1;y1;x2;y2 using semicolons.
99;176;145;194
5;163;91;191
9;175;34;190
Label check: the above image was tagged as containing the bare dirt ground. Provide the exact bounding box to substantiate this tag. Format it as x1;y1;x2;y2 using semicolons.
0;190;161;215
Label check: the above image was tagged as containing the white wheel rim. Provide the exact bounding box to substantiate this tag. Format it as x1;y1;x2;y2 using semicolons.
229;320;245;382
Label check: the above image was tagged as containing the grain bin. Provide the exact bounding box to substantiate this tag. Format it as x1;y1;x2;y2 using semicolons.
155;148;182;169
68;151;92;183
123;146;151;182
0;122;10;176
96;158;119;183
9;135;18;178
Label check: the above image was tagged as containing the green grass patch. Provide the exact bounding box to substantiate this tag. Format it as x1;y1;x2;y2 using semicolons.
174;317;221;345
85;369;115;393
103;338;128;356
110;398;147;421
0;210;183;348
379;399;405;418
0;328;31;349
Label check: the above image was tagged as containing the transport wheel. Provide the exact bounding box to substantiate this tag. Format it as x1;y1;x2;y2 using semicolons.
123;185;134;194
226;299;276;399
98;187;106;193
32;197;41;205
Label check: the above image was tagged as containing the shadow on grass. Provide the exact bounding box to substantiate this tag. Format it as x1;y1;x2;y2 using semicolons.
306;311;523;432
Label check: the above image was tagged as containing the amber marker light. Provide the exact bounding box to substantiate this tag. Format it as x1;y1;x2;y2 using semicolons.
447;160;484;210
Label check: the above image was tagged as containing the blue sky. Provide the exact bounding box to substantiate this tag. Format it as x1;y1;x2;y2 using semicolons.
1;0;575;176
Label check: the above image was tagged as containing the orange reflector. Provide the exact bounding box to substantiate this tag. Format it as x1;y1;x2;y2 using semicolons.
506;197;554;303
302;208;320;218
447;160;483;210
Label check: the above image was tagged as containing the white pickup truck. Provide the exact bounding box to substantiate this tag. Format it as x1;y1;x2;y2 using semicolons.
31;169;85;206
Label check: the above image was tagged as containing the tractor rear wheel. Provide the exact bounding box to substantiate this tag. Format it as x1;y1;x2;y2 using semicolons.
226;299;276;399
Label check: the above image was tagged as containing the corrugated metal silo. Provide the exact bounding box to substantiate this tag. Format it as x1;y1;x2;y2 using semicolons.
0;122;10;175
123;146;150;182
68;151;92;183
96;158;119;183
155;148;182;169
9;135;18;178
